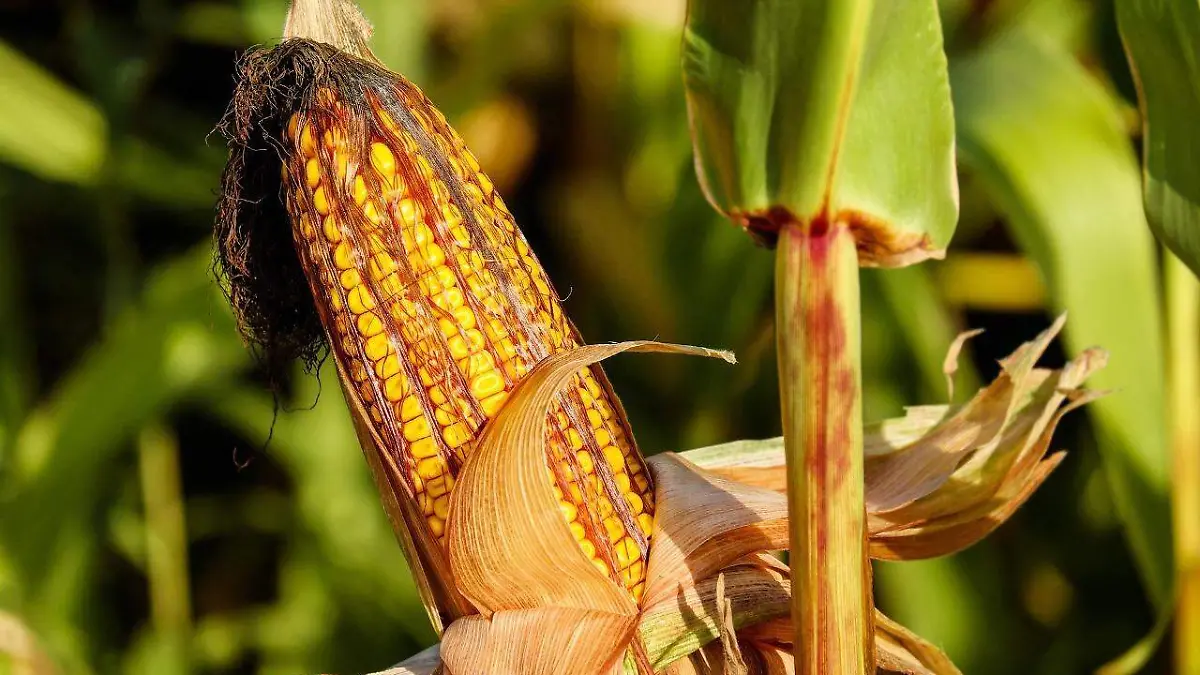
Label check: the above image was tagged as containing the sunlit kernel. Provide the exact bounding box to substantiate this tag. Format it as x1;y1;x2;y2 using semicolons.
356;312;383;337
305;158;321;188
313;187;331;215
353;175;368;206
370;141;396;175
385;373;408;402
569;521;586;542
637;514;654;537
480;391;508;417
410;437;438;460
340;268;361;290
334;241;354;270
404;416;433;443
579;539;596;559
443;422;471;448
347;286;377;314
364;333;389;361
399;395;423;421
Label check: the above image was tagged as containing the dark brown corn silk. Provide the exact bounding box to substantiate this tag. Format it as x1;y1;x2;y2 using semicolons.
215;40;656;624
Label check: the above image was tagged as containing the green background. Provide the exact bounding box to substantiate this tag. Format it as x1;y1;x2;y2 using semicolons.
0;0;1176;673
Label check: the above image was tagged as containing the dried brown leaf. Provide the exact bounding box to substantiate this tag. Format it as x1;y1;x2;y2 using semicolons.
440;609;635;675
943;329;984;400
642;454;788;607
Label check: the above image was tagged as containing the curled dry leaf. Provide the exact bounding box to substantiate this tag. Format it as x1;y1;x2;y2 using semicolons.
678;317;1106;561
642;454;788;607
942;328;984;400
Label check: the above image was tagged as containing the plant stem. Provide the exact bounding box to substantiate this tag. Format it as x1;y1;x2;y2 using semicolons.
1168;252;1200;673
137;424;192;673
776;219;871;674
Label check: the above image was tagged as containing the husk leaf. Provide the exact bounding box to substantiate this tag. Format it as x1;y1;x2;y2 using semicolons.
447;341;733;617
642;454;788;607
440;609;635;675
864;314;1067;513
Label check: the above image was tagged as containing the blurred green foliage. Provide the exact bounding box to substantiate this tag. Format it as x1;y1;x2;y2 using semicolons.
0;0;1179;674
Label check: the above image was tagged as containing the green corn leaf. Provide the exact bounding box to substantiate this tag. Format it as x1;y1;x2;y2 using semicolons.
682;0;957;265
0;40;106;185
951;28;1172;607
1115;0;1200;277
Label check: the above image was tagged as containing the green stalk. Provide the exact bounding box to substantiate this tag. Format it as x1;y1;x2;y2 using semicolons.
1168;252;1200;672
776;220;871;674
137;424;192;673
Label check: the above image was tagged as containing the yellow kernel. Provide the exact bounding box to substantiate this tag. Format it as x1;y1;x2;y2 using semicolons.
416;456;445;480
576;451;595;474
559;501;578;522
425;243;446;267
569;522;586;542
398;198;419;225
305;158;321;188
453;305;477;330
347;286;376;314
364;201;383;225
477;172;494;195
340;268;361;290
579;539;596;559
592;559;609;576
615;537;638;567
624;493;644;515
566;429;584;451
313;187;330;215
433;495;450;519
322;215;342;243
637;514;654;537
594;428;612;447
410;437;438;459
385;374;407;401
356;312;383;337
299;123;317;157
364;334;389;361
369;253;397;278
334;242;354;270
427;474;454;498
601;446;625;471
428;516;445;537
398;393;422;420
404;417;432;442
443;422;471;448
603;517;624;543
480;391;509;417
470;372;504;399
462;150;481;173
376;354;399;378
631;584;645;603
353;175;368;206
615;472;631;493
370;142;396;175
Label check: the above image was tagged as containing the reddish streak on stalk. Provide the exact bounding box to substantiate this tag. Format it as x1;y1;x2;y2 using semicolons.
777;215;871;675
